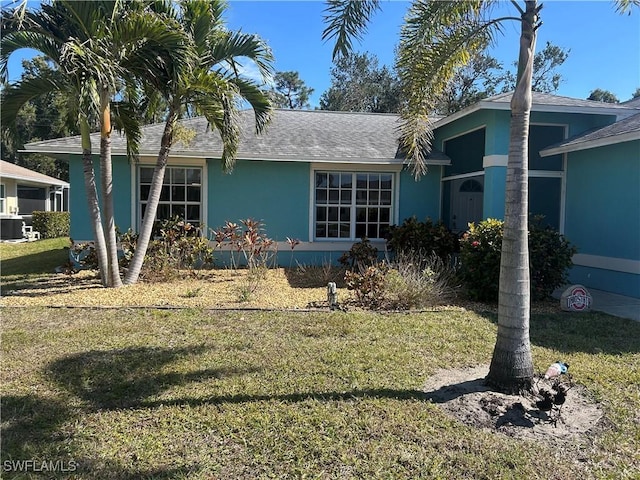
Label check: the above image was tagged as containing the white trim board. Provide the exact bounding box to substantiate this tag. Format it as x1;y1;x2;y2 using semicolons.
572;254;640;275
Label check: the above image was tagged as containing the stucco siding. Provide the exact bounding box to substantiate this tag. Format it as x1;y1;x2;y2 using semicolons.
207;159;310;241
397;167;441;223
564;141;640;297
68;154;92;241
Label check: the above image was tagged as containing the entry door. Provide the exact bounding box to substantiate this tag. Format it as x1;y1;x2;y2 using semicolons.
450;178;483;232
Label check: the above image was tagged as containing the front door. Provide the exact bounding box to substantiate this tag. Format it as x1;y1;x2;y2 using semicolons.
450;178;483;233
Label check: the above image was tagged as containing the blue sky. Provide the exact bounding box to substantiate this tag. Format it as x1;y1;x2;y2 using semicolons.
5;0;640;108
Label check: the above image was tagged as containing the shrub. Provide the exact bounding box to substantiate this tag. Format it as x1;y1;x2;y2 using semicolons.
344;264;388;308
32;211;69;239
383;252;459;309
211;218;276;271
528;216;577;300
387;216;459;259
141;217;213;282
459;217;576;301
339;237;379;269
459;218;503;301
344;253;459;310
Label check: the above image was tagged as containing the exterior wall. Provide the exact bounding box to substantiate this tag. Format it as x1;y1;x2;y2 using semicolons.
207;159;441;266
207;159;310;241
68;154;132;241
1;178;18;215
397;166;441;223
564;140;640;298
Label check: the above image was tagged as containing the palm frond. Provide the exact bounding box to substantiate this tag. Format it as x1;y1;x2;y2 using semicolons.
397;0;499;178
210;31;274;82
614;0;640;13
322;0;381;60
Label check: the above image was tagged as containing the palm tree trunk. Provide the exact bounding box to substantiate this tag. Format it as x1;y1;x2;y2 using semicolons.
123;108;180;285
100;95;123;288
486;0;538;393
80;118;109;287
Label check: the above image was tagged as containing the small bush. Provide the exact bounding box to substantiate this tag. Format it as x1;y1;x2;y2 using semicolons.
211;218;276;271
459;219;504;301
32;211;69;239
383;252;459;309
459;217;576;301
387;217;459;259
344;253;459;310
344;264;388;308
339;237;379;269
141;217;213;282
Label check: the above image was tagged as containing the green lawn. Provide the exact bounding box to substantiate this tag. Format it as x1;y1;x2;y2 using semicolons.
0;237;70;276
2;306;639;479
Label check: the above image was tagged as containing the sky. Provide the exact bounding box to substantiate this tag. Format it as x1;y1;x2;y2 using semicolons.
4;0;640;108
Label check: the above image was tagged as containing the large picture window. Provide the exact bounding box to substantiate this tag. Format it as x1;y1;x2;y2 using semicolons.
140;166;202;225
314;171;393;240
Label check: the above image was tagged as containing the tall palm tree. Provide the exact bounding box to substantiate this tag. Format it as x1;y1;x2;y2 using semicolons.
1;0;190;287
324;0;637;393
122;0;274;285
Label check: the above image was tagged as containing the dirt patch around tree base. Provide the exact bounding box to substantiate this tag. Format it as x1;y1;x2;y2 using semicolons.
423;365;606;448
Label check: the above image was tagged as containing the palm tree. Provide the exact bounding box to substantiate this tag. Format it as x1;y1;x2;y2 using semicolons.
324;0;637;393
1;0;190;287
122;0;274;285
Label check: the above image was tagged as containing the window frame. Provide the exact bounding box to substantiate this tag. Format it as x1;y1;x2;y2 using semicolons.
138;165;204;228
0;183;5;214
311;167;399;242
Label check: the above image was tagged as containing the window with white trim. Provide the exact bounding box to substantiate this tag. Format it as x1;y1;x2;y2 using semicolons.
0;184;5;214
314;171;393;240
139;166;202;225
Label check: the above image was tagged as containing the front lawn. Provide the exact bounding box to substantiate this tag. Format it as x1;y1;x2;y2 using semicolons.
2;307;639;479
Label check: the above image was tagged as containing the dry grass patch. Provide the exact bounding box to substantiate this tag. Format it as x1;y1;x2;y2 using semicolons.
1;268;337;309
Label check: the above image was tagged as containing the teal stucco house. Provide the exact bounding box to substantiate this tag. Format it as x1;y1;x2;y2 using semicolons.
24;92;640;298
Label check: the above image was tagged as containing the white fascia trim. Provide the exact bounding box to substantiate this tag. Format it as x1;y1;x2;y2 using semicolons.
573;254;640;275
442;171;485;182
540;131;640;157
483;155;508;168
440;125;486;150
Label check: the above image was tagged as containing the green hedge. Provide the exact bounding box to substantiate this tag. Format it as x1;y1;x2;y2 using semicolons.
31;211;70;239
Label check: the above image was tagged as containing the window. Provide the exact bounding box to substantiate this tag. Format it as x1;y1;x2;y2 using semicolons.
139;167;202;225
0;184;4;214
314;171;393;240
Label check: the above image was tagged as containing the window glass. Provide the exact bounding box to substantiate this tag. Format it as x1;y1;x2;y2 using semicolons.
140;166;202;227
314;171;393;240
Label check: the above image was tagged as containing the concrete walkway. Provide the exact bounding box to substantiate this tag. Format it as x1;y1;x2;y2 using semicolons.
555;287;640;322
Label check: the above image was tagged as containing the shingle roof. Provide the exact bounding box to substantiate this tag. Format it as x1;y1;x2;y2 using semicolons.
23;109;450;166
434;91;640;128
540;112;640;156
0;159;69;186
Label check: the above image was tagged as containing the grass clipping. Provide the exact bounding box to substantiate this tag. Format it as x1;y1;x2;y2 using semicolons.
0;268;337;309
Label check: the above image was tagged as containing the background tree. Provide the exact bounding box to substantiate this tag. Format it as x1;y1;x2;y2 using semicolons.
631;87;640;99
501;41;569;93
0;56;78;180
587;88;620;103
268;71;314;109
319;52;402;113
436;41;569;114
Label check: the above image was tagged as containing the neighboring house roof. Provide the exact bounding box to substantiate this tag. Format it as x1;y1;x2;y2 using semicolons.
434;91;640;129
540;112;640;157
0;160;69;187
22;109;451;166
